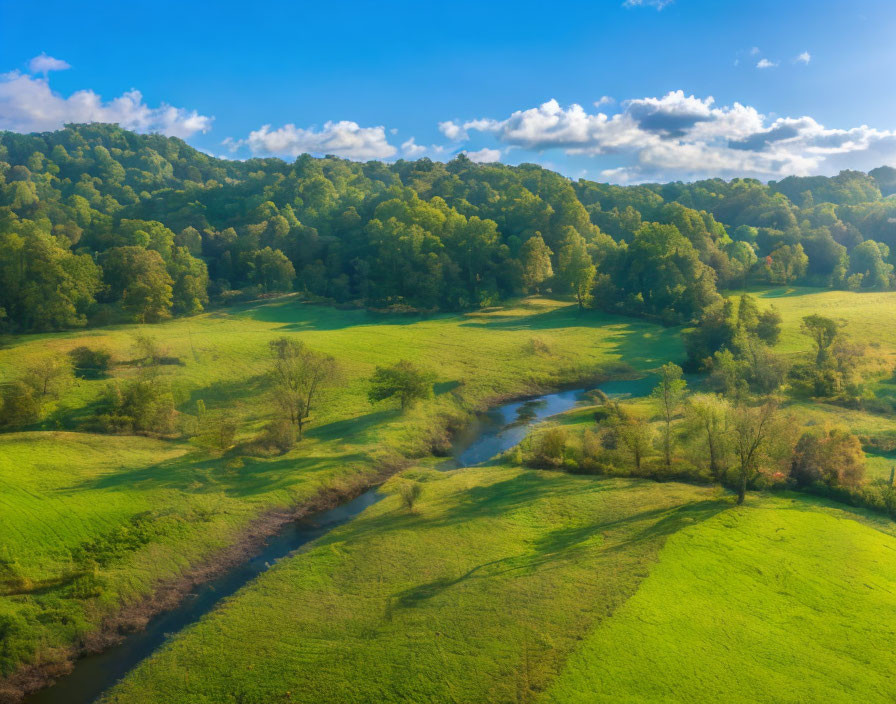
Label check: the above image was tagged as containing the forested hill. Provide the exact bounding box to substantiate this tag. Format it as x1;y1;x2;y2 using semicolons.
2;123;896;332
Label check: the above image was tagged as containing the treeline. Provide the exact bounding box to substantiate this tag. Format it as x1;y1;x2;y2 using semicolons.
2;123;896;332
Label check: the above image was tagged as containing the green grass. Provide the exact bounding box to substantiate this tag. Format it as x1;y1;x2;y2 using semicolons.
730;286;896;360
543;494;896;704
0;296;680;678
8;288;896;697
102;468;721;704
101;466;896;704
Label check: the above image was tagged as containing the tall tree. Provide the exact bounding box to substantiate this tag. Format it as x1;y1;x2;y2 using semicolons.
101;246;174;323
519;233;553;294
651;363;688;470
730;399;788;505
267;337;338;438
801;314;840;367
555;230;596;311
685;394;731;482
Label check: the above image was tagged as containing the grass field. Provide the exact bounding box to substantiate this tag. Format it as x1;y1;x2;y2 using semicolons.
6;287;896;700
544;494;896;704
100;465;896;704
0;296;679;681
102;468;722;704
733;286;896;360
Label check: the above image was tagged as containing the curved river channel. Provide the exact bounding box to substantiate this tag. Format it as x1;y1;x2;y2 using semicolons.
25;376;655;704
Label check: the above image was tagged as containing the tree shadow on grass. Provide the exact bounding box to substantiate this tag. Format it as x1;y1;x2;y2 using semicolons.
67;446;370;498
392;492;727;609
183;374;269;410
305;408;400;444
601;325;686;370
236;299;430;332
458;305;595;331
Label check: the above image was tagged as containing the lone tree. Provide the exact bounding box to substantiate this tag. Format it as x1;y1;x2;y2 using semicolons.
368;360;435;412
24;355;74;399
801;314;840;367
730;398;789;505
267;337;338;438
651;362;687;471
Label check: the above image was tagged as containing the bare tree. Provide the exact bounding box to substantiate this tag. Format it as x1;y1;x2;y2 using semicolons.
268;337;338;438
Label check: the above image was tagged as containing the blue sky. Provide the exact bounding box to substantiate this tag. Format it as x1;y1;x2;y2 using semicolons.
2;0;896;182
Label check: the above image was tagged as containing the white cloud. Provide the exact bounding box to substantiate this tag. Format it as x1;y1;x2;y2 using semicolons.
235;120;396;160
401;137;426;157
28;53;70;74
796;51;811;64
447;90;896;182
750;46;761;56
594;96;614;108
438;120;467;141
0;70;212;137
622;0;673;8
463;147;502;163
756;58;778;69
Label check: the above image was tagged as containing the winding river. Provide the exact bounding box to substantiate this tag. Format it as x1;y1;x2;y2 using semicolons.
24;376;654;704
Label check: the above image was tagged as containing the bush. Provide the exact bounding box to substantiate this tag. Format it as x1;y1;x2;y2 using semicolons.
0;381;41;429
257;418;296;454
398;480;423;512
92;377;177;435
536;428;568;466
69;346;113;378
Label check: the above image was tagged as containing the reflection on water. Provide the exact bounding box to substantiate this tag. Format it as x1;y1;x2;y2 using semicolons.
449;374;668;468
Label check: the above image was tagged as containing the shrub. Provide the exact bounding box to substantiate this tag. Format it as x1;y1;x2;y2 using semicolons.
92;377;177;435
537;428;568;466
790;428;865;488
528;337;552;356
69;346;113;378
0;381;41;429
398;480;423;512
68;345;112;379
257;418;296;454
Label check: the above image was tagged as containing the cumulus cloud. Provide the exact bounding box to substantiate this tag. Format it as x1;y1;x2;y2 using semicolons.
28;53;70;74
401;137;426;157
463;147;501;163
796;51;811;64
446;90;896;182
439;120;467;141
234;120;396;160
0;70;212;137
756;58;778;69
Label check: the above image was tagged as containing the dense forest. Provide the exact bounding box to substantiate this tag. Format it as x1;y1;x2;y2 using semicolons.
2;123;896;333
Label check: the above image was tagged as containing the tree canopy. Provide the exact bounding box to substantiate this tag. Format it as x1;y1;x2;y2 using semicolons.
2;124;896;332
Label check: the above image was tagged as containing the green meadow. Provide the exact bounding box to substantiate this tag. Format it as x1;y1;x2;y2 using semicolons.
101;466;896;704
5;287;896;702
737;286;896;359
0;297;677;682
